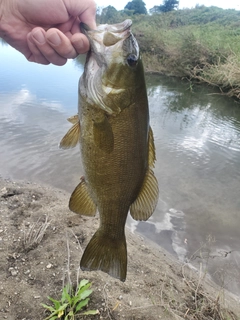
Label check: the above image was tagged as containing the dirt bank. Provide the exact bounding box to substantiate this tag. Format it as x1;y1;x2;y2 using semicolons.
0;178;239;320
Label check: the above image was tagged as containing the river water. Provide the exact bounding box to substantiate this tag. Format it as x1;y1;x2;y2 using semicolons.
0;44;240;296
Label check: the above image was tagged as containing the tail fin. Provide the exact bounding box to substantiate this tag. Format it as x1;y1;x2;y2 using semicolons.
80;230;127;282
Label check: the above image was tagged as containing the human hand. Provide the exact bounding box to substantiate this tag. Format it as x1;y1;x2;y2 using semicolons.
0;0;96;65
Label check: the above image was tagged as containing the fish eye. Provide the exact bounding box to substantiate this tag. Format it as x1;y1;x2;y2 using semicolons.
127;54;138;67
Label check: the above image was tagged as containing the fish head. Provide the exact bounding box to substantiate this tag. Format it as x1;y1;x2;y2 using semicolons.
80;20;144;115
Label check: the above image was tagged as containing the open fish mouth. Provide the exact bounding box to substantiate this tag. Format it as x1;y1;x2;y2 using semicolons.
80;19;132;48
80;19;132;35
96;19;132;33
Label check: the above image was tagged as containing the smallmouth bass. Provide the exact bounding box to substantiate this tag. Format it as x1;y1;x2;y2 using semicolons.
60;19;159;281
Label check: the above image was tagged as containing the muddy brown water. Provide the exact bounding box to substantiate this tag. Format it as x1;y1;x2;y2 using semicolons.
1;44;240;296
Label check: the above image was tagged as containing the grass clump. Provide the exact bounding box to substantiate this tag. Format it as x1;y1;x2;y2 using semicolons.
180;265;236;320
42;235;99;319
23;216;50;252
42;279;99;320
192;54;240;99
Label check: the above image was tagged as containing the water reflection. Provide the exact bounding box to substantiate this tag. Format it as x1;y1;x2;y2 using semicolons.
1;45;240;296
132;75;240;295
0;45;84;191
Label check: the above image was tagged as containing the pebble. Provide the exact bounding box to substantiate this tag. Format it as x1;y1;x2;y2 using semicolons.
9;267;18;276
1;187;7;194
46;263;52;269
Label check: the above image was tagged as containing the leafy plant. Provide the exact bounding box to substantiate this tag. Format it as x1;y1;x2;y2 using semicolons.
42;279;99;320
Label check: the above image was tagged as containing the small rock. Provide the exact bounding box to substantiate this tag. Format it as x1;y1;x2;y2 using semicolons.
1;187;7;194
11;270;18;276
46;263;52;269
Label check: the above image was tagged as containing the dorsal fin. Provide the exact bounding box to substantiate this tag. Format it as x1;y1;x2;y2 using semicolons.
148;126;156;168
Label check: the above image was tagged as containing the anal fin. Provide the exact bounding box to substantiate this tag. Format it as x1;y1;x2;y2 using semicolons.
130;168;159;221
69;178;97;216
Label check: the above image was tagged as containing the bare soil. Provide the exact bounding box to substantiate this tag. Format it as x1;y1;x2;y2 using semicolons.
0;177;239;320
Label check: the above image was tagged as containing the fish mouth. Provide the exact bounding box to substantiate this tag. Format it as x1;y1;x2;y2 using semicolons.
80;19;133;73
80;19;132;48
80;19;132;35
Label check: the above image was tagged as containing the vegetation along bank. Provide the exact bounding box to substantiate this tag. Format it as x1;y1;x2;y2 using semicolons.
97;3;240;100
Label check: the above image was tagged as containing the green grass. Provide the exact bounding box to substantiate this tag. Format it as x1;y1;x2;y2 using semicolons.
42;280;99;320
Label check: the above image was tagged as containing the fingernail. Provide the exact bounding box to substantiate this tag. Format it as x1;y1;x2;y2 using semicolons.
47;32;61;46
32;29;46;44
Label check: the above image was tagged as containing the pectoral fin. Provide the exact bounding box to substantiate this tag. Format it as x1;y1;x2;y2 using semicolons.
93;116;114;153
130;169;159;221
67;114;79;124
69;178;97;216
59;121;80;149
148;126;156;168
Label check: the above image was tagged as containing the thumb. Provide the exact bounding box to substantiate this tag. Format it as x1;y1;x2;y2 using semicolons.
64;0;97;29
79;4;96;29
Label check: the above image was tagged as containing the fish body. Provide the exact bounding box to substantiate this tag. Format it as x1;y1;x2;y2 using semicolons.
60;20;158;281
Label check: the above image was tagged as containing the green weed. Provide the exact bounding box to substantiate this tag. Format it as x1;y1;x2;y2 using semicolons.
42;279;99;320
